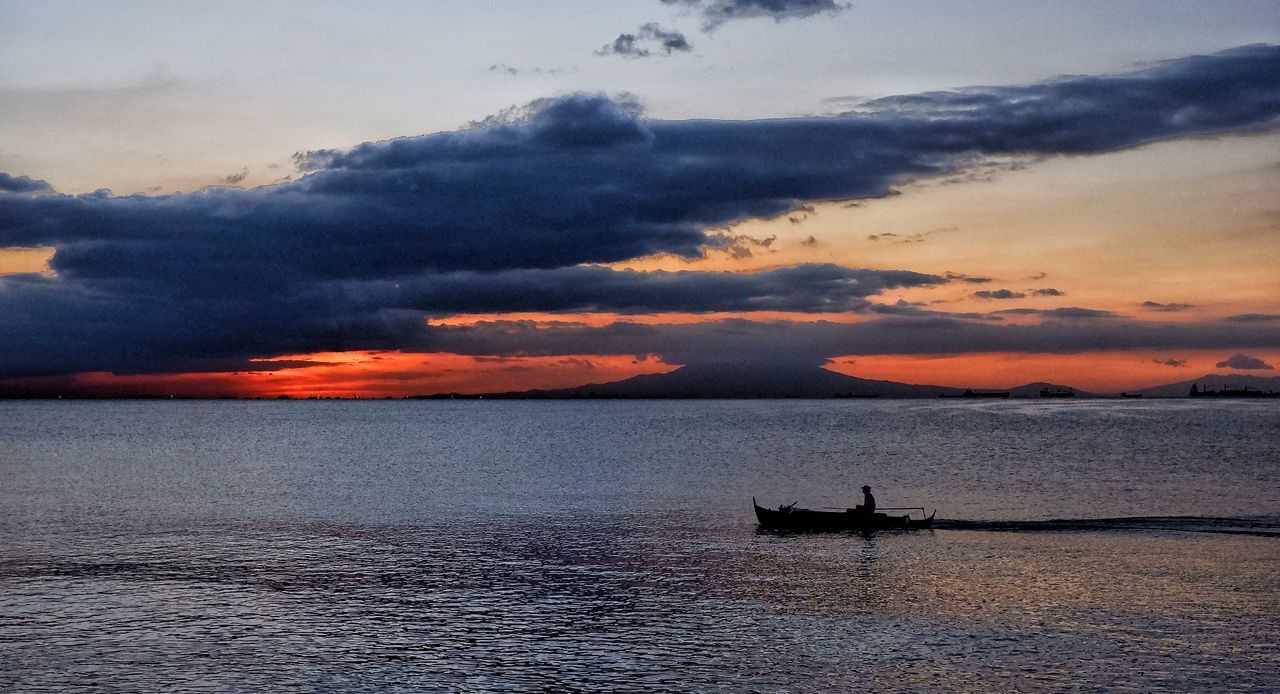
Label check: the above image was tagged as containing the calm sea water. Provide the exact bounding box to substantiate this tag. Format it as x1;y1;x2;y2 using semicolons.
2;399;1278;691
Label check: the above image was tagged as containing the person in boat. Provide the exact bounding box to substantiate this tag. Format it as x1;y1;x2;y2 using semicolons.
854;485;876;514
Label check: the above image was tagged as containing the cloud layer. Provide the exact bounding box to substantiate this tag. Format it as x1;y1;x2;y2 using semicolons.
2;45;1279;378
351;264;947;316
662;0;849;30
425;317;1280;369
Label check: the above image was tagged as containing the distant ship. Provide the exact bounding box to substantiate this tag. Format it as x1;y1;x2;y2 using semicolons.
1039;388;1075;398
1189;384;1280;398
1119;392;1144;398
941;389;1010;399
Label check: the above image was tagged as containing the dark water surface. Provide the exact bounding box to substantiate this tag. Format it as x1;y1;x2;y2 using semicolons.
2;400;1278;690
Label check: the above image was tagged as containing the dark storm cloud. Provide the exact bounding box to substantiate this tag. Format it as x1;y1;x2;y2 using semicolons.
662;0;848;30
10;46;1280;278
0;263;946;376
352;264;947;316
848;44;1280;153
0;173;53;194
425;317;1280;368
1142;300;1194;312
1215;353;1274;370
596;23;692;58
973;289;1025;300
0;271;430;377
1152;358;1187;368
1;44;1279;377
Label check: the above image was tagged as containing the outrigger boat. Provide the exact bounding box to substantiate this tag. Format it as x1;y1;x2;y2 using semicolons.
753;497;935;531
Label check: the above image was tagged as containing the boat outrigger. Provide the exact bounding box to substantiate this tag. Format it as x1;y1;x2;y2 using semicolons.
753;497;935;531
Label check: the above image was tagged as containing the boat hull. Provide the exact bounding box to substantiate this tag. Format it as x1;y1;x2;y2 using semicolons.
753;499;935;531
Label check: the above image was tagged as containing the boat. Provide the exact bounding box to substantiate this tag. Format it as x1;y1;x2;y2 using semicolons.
1039;388;1075;398
1189;384;1280;398
941;389;1010;399
753;497;935;531
1120;392;1143;398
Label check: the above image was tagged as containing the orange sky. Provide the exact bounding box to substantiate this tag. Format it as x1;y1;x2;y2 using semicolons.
3;347;1276;399
0;352;676;399
825;350;1280;394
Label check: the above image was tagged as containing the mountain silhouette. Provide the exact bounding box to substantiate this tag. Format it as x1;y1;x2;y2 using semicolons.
485;363;973;399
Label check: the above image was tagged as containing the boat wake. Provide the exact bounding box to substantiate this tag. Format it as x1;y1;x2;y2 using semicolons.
934;515;1280;537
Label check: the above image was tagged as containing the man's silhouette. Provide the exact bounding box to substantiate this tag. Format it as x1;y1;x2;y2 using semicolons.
854;485;876;514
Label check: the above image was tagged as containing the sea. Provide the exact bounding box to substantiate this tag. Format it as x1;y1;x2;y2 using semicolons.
2;399;1278;691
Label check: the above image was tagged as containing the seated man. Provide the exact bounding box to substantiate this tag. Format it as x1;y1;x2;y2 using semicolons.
853;485;876;514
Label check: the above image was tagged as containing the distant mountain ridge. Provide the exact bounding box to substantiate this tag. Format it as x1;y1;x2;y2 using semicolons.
474;366;1280;400
481;365;1097;399
485;364;957;398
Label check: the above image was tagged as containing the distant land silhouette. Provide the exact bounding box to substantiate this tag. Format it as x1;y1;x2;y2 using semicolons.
1128;374;1280;398
1007;382;1092;398
3;369;1274;400
474;364;1093;399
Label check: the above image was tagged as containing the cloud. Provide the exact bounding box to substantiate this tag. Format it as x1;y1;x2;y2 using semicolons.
597;23;693;58
945;272;994;284
1215;353;1275;370
0;262;951;376
0;173;53;194
352;263;949;316
1142;300;1194;312
974;289;1025;300
1226;313;1280;322
217;167;249;186
662;0;849;30
1031;288;1064;296
1152;358;1187;368
992;307;1116;320
704;232;776;259
424;317;1280;369
846;44;1280;154
488;63;573;77
2;45;1279;377
867;226;957;244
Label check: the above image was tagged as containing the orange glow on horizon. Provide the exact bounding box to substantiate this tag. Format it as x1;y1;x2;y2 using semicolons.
826;350;1280;393
0;352;677;399
3;348;1275;398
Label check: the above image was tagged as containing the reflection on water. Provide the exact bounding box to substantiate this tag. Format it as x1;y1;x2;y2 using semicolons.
4;513;1278;690
935;515;1280;537
2;400;1279;689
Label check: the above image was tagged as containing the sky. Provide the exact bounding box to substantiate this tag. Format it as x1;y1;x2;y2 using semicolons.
1;0;1279;397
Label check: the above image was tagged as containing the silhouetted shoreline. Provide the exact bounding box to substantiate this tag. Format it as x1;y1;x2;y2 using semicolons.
5;370;1277;400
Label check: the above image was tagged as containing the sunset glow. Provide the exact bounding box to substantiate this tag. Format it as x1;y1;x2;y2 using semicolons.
1;5;1277;397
